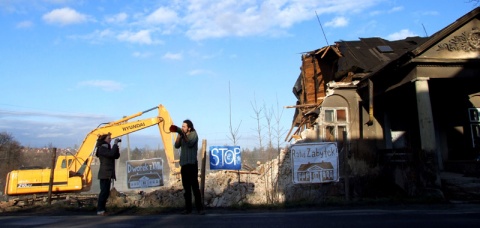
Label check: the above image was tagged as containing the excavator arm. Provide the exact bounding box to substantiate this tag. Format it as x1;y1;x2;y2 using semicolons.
4;104;178;195
73;104;178;191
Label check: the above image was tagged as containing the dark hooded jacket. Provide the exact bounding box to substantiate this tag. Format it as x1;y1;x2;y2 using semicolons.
96;139;120;180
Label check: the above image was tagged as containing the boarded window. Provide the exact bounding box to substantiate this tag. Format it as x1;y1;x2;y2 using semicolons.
326;126;335;142
337;110;346;122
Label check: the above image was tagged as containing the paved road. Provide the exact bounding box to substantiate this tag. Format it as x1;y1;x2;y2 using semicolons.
1;204;480;227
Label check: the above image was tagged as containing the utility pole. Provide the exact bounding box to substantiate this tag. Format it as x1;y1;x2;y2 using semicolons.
48;147;57;205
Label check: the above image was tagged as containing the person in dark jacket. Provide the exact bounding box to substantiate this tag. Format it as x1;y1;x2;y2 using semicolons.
172;119;205;215
95;133;120;216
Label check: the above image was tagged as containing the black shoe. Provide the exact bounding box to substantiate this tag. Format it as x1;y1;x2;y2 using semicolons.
198;210;206;215
181;210;192;215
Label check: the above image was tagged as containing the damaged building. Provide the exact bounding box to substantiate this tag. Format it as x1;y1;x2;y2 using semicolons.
287;7;480;196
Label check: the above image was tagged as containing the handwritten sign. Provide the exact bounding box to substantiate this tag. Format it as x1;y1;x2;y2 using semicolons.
210;146;241;170
126;158;164;189
291;142;339;184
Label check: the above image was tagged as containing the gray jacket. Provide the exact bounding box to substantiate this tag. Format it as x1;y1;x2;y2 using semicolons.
175;130;199;166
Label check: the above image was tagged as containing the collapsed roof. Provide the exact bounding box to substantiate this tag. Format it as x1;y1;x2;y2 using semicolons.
286;37;429;142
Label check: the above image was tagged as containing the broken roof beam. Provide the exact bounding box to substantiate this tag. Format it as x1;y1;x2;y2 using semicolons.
284;104;318;109
284;97;325;109
313;45;343;59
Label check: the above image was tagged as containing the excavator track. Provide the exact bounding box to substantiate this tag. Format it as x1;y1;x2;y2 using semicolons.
3;193;98;207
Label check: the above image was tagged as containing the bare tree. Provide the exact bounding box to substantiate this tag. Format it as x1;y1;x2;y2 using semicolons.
0;132;23;191
251;95;281;204
260;95;288;204
227;81;242;145
262;103;276;204
251;92;264;151
263;103;274;151
271;94;287;203
273;94;286;152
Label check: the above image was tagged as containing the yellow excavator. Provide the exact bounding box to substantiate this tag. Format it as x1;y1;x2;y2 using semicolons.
4;104;178;195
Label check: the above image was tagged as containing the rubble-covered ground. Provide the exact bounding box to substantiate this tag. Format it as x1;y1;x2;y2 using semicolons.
1;150;479;216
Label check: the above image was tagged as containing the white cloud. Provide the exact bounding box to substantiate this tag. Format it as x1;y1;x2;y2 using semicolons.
45;1;386;42
117;30;157;45
182;0;380;40
96;29;114;38
386;29;418;41
388;6;404;13
325;16;348;28
37;132;68;138
369;5;404;17
42;7;90;26
71;28;163;45
0;109;105;119
16;20;33;28
162;52;183;60
420;10;439;16
145;7;178;24
369;10;382;16
78;80;124;92
44;0;74;4
67;29;114;44
184;1;278;40
132;51;152;58
105;12;128;24
0;111;108;148
188;69;212;76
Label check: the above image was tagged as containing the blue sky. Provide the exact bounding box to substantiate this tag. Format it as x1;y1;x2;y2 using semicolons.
0;0;477;150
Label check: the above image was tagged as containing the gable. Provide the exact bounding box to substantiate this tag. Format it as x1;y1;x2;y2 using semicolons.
419;18;480;59
412;7;480;59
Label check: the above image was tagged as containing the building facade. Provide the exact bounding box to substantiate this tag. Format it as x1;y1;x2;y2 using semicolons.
288;7;480;196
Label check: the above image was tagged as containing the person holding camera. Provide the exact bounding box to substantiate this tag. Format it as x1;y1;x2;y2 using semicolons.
95;133;120;216
171;119;205;215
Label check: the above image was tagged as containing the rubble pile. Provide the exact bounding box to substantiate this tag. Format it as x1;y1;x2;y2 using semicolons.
109;149;332;209
0;199;18;212
0;148;340;212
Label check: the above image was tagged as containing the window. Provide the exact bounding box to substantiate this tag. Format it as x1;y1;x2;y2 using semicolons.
322;108;348;142
471;124;480;148
325;110;334;122
376;45;393;53
61;159;73;169
469;108;480;122
469;108;480;148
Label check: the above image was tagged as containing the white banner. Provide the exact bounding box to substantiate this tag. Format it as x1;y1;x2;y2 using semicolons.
290;142;339;184
126;158;164;189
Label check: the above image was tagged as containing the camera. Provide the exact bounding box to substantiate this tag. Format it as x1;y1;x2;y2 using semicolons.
117;139;122;142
